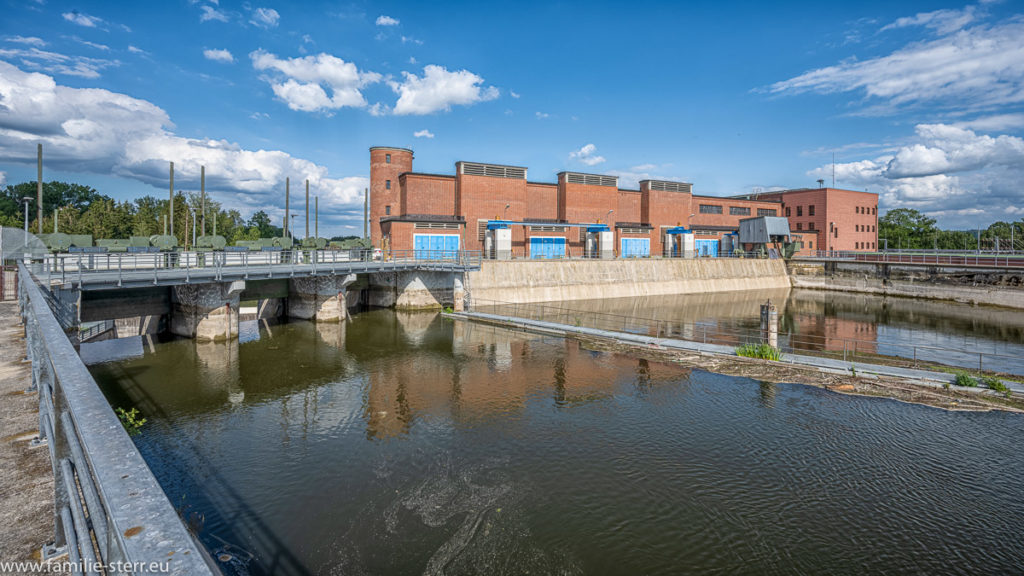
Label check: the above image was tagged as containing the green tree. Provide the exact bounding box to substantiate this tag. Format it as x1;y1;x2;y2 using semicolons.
878;208;938;250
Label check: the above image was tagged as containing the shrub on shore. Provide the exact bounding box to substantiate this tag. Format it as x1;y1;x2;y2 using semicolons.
736;343;783;361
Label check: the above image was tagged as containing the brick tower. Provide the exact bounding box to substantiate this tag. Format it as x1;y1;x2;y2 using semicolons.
369;146;413;248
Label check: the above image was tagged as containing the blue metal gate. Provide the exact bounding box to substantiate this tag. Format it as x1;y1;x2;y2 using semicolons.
414;234;459;259
529;237;566;259
696;239;719;258
620;237;650;258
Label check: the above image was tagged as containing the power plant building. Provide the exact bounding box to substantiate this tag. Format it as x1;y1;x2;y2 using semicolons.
370;147;878;258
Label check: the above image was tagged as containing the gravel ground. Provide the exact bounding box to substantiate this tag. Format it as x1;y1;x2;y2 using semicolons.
0;300;55;573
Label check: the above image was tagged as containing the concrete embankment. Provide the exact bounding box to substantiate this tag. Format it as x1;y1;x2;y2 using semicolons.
467;258;790;304
788;261;1024;310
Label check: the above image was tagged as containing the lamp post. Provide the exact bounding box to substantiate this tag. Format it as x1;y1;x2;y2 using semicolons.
290;214;297;240
192;209;198;249
21;196;31;236
53;208;60;234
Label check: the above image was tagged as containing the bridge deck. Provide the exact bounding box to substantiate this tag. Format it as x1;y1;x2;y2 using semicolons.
0;301;54;565
37;249;482;290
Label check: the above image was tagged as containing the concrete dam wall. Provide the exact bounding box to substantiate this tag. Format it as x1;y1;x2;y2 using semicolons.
466;259;791;304
788;261;1024;310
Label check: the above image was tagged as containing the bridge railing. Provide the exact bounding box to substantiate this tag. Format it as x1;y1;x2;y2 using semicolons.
18;261;220;575
795;250;1024;267
35;248;483;285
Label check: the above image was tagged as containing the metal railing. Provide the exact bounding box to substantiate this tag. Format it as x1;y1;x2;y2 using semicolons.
469;297;1024;376
34;249;483;288
796;250;1024;267
18;261;219;575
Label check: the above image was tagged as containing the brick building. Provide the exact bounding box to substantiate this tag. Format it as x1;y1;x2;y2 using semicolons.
370;146;878;257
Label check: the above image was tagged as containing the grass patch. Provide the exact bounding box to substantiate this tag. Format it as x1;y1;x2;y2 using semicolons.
980;375;1010;395
116;407;147;436
736;343;784;361
953;371;978;388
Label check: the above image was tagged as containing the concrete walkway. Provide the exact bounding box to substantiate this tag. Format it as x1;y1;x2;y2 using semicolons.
0;300;54;569
451;310;1024;396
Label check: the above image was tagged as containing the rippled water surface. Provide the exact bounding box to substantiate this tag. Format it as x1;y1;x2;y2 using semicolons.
88;301;1024;575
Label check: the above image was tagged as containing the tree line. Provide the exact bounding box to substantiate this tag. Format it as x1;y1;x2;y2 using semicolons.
879;208;1024;251
1;180;292;245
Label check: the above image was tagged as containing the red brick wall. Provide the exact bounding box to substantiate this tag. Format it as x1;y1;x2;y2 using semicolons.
526;183;558;220
617;190;642;224
370;147;413;248
383;221;463;256
640;183;691;255
689;197;781;229
457;172;528;252
558;175;618;224
759;188;878;251
401;174;456;216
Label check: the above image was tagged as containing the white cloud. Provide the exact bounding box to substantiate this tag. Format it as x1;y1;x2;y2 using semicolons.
5;36;46;47
200;5;229;23
809;123;1024;226
951;113;1024;132
250;50;381;113
535;111;549;119
376;15;399;26
413;129;434;138
249;112;270;120
390;65;499;115
250;7;279;28
62;11;103;28
0;47;118;78
569;143;606;166
401;36;423;45
767;16;1024;113
408;56;417;64
203;48;234;63
510;90;520;99
0;60;366;229
881;6;977;35
74;38;109;51
0;171;6;187
367;102;388;116
127;45;145;54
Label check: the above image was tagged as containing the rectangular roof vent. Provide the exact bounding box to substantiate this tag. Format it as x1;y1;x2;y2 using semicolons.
460;162;526;180
649;180;692;193
564;172;618;187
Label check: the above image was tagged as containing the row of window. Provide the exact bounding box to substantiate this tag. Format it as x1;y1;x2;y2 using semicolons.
785;205;815;217
856;224;875;232
857;206;875;215
698;205;777;217
856;242;875;249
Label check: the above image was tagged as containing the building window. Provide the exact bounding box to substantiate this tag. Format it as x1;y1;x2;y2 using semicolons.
729;206;750;216
757;208;777;217
873;207;876;215
834;228;839;238
809;205;815;216
856;206;861;214
808;222;815;230
796;222;803;230
785;207;791;217
699;204;723;214
385;179;391;190
386;153;391;163
796;206;803;217
809;241;813;249
385;205;391;215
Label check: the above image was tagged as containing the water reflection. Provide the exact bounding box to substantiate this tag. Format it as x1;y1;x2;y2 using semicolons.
87;305;1024;576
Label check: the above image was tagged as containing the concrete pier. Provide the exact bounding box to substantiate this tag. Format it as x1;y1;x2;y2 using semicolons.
170;281;244;341
288;274;357;322
367;271;465;310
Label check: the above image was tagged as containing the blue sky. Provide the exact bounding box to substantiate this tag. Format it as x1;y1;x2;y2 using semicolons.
1;0;1023;234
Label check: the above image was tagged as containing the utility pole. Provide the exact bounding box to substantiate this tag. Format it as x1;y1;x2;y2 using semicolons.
169;161;174;238
37;144;43;235
363;187;368;240
284;177;290;239
315;196;319;239
201;165;206;237
54;208;59;234
305;179;310;240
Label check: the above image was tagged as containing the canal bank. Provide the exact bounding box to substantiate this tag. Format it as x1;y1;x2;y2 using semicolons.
446;309;1024;413
788;260;1024;309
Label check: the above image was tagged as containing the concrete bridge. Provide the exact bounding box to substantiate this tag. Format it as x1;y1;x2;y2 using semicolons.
33;249;481;342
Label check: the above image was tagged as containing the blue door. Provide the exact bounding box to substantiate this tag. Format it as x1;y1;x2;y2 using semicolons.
621;238;650;258
530;237;566;259
696;239;719;258
443;235;460;260
414;234;459;260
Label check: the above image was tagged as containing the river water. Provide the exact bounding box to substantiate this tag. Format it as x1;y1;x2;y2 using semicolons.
87;289;1024;575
